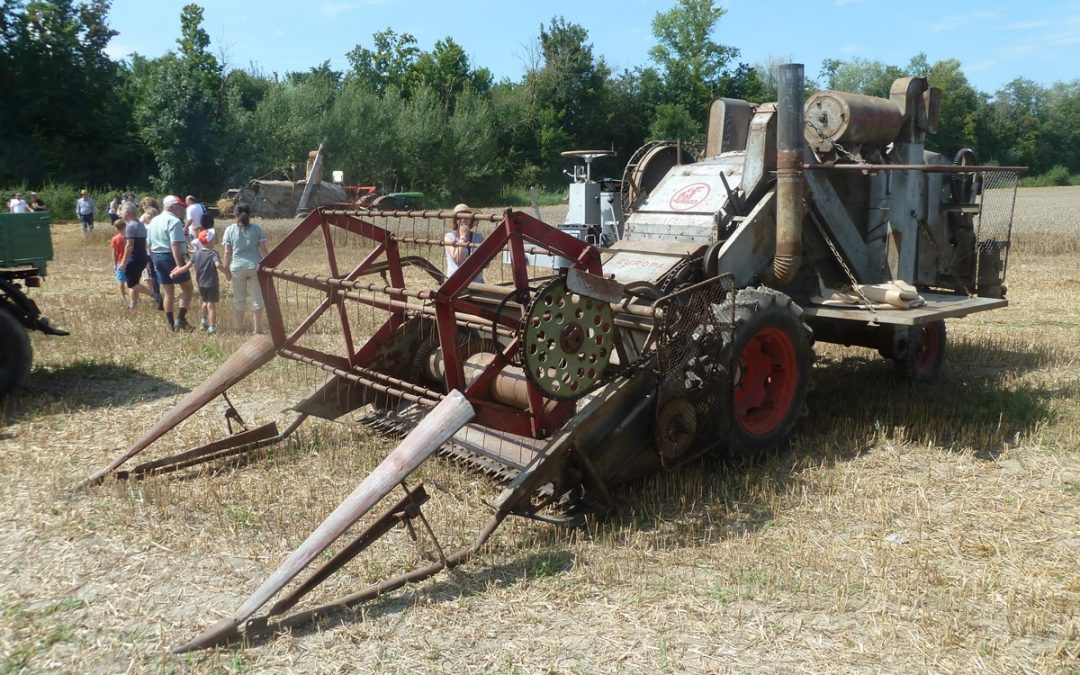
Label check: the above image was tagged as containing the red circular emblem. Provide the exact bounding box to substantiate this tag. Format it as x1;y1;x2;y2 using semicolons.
668;183;711;211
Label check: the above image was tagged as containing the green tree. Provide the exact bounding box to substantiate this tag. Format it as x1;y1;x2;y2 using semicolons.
346;29;419;95
649;102;701;141
982;78;1050;171
649;0;738;124
410;37;491;113
247;66;339;178
0;0;147;186
923;58;980;157
821;57;905;98
522;17;612;184
1043;81;1080;172
131;4;227;195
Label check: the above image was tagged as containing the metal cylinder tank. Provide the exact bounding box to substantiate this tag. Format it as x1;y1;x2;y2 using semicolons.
803;91;902;152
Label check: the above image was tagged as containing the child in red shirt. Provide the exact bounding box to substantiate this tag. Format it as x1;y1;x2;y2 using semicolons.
110;219;128;304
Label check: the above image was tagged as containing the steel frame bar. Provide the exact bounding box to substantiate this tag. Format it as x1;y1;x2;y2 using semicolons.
261;208;602;439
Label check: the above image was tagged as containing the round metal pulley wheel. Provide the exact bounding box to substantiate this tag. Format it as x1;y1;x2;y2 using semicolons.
522;277;615;399
655;397;697;460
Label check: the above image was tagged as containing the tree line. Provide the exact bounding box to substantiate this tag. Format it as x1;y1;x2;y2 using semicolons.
1;0;1077;206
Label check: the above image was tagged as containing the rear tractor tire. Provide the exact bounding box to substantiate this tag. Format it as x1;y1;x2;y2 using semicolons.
726;287;814;458
0;308;31;400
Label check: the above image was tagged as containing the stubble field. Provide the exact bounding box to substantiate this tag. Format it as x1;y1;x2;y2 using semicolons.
1;188;1078;673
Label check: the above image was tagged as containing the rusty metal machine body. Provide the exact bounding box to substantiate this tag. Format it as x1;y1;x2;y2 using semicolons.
84;64;1023;651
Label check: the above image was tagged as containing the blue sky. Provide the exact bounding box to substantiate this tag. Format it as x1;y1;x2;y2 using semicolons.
105;0;1080;93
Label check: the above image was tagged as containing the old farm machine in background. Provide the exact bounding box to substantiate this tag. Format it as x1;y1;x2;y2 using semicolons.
82;64;1022;651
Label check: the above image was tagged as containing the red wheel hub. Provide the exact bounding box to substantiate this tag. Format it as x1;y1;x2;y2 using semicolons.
734;327;799;435
913;323;942;375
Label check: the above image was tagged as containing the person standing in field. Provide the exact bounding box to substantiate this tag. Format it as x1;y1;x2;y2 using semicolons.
141;203;162;309
110;219;129;304
107;195;120;224
28;192;46;212
8;193;29;213
120;204;152;309
76;189;95;233
147;195;195;331
222;204;269;334
443;203;485;283
171;228;230;334
185;195;205;248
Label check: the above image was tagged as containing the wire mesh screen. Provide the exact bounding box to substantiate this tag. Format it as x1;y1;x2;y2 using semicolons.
652;274;736;464
975;170;1019;287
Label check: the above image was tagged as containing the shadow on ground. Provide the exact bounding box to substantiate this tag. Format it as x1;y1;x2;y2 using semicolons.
590;336;1064;547
6;360;187;420
164;336;1071;655
227;550;576;651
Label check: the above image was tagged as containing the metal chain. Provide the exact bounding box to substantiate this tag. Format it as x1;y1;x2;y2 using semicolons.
805;120;864;164
806;203;878;318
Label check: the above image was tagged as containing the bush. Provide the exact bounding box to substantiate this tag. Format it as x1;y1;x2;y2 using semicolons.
1019;165;1076;188
0;182;152;221
489;186;568;208
1047;165;1073;186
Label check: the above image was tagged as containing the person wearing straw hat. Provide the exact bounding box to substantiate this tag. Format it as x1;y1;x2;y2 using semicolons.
443;203;485;283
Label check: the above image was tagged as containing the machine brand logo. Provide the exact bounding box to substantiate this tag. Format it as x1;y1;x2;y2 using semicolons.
669;183;711;211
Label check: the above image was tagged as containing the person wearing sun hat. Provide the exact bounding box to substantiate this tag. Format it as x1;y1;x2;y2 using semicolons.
443;203;485;283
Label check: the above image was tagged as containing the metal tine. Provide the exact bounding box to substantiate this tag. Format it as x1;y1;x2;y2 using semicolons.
264;483;431;619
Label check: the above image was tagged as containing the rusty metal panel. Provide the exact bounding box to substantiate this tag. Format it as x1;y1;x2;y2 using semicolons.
714;188;777;287
566;268;625;304
803;293;1007;325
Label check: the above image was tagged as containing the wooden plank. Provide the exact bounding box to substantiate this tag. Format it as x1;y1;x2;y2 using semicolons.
802;293;1007;326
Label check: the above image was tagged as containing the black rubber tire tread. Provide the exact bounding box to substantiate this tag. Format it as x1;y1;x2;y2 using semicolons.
0;308;31;400
893;320;946;383
725;287;814;459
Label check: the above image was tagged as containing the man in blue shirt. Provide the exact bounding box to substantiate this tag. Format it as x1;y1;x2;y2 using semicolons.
148;195;195;331
75;190;95;233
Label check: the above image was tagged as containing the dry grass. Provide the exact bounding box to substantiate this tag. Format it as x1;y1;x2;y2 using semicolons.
1;192;1078;673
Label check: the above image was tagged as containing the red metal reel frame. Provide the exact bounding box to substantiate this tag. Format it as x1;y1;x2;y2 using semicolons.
257;208;604;439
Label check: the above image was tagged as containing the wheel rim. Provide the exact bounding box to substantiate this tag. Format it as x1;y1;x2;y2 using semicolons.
734;327;799;436
913;323;942;375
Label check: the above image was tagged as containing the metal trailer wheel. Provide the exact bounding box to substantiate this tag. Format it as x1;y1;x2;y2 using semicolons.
726;287;814;458
893;320;946;382
0;308;31;399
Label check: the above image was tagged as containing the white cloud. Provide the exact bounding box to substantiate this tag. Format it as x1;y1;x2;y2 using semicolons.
320;2;352;17
932;10;1001;32
105;42;135;60
840;43;863;54
1007;19;1052;30
965;59;996;72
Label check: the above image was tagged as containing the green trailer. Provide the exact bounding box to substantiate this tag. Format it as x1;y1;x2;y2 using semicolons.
0;212;68;398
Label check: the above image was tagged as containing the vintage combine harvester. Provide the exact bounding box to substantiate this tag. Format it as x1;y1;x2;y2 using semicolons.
82;64;1022;651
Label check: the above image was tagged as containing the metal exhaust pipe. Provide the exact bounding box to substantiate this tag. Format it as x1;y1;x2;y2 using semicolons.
774;63;805;286
77;335;278;488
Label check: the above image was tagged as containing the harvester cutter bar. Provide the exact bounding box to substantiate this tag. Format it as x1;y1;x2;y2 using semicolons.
115;422;280;480
355;406;542;484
